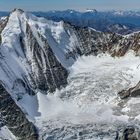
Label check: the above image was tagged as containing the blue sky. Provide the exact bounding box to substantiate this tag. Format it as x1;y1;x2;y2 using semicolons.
0;0;140;11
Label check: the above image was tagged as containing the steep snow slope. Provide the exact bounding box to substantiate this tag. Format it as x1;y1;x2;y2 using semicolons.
0;9;71;139
0;9;70;95
0;9;86;95
26;14;79;68
0;10;29;92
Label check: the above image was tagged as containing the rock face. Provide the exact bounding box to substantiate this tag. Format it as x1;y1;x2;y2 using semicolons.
121;127;138;140
74;26;140;57
62;22;140;58
118;82;140;99
116;126;140;140
0;16;8;44
0;83;38;140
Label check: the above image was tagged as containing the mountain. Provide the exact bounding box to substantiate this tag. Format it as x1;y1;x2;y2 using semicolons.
0;9;140;139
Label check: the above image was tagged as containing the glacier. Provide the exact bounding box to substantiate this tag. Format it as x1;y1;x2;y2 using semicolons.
36;53;140;139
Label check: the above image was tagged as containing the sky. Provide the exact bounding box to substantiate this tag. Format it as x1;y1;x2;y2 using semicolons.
0;0;140;11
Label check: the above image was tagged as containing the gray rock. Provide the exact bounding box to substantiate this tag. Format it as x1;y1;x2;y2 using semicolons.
118;82;140;99
116;126;140;140
0;83;38;140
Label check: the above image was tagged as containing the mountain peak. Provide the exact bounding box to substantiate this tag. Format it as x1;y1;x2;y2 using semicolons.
12;8;24;13
11;8;24;14
85;9;97;13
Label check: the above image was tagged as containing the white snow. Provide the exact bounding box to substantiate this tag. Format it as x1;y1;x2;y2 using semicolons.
0;10;30;94
0;126;16;140
17;94;40;122
0;16;7;21
113;11;124;16
85;9;97;13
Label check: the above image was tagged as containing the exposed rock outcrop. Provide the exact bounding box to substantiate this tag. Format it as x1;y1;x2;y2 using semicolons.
74;26;140;57
0;83;38;140
118;82;140;99
0;17;8;44
116;126;140;140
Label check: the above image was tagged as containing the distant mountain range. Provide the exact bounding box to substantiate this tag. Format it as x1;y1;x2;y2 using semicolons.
1;10;140;35
32;10;140;35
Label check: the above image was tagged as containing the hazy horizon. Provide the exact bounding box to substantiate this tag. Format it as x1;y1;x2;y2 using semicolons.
0;9;140;13
0;0;140;12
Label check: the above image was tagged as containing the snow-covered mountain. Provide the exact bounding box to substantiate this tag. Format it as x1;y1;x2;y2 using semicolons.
1;9;140;139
